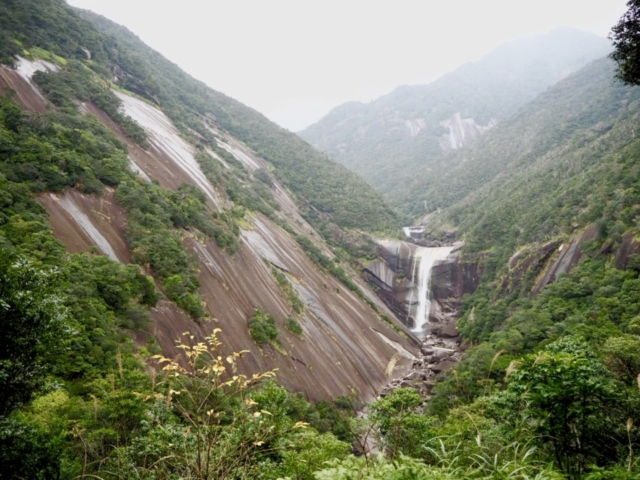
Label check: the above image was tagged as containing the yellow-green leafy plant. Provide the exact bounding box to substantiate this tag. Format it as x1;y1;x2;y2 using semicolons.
100;330;323;479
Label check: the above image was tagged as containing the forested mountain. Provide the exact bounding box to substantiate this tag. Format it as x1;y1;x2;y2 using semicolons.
401;57;639;220
3;0;640;478
390;42;640;480
299;28;611;201
411;54;640;342
0;1;419;477
319;18;640;479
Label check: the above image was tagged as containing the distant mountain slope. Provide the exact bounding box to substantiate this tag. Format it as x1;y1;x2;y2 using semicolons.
299;28;611;200
408;55;640;445
419;57;640;256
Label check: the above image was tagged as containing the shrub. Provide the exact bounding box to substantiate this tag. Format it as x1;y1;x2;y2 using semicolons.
248;309;278;345
284;316;303;336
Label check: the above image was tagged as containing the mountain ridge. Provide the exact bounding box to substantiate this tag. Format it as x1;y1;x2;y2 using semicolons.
299;27;612;201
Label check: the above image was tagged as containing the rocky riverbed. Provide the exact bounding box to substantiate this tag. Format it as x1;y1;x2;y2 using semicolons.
380;332;464;401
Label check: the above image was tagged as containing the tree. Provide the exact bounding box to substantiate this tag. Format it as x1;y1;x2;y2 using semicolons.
370;388;432;459
504;336;622;476
610;0;640;85
0;252;67;417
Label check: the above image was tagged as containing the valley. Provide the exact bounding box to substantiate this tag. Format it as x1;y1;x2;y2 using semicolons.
1;0;640;478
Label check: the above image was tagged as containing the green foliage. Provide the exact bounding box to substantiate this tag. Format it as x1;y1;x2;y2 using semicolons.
0;416;64;480
428;343;505;417
301;28;610;202
460;259;640;347
285;316;303;336
90;332;353;479
0;2;405;477
116;179;241;319
117;180;238;253
0;0;394;321
293;233;370;303
601;334;640;385
61;254;157;379
420;64;640;480
249;309;279;345
195;148;281;220
76;8;402;235
610;0;640;86
0;95;129;194
271;266;305;315
4;2;639;479
314;454;458;480
0;0;110;65
250;381;356;444
0;252;67;416
164;274;205;320
370;388;433;459
405;58;640;230
34;61;148;146
502;336;624;476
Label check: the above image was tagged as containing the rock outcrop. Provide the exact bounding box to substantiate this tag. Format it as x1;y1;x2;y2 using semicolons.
438;113;497;151
379;334;464;400
10;68;419;403
363;240;482;336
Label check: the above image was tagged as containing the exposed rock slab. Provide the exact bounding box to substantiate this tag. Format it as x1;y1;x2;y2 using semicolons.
531;226;597;295
38;95;421;403
615;232;640;270
438;113;497;151
39;188;131;263
0;65;48;113
114;91;223;211
365;239;480;334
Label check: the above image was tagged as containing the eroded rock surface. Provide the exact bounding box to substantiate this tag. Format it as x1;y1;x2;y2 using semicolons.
363;240;481;334
34;92;419;403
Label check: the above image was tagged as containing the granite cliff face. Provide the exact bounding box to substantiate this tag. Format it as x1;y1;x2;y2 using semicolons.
363;240;482;340
0;55;419;403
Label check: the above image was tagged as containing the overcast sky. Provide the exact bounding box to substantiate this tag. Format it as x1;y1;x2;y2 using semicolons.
66;0;628;131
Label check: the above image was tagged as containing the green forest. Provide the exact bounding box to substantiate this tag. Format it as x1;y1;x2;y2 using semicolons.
2;0;640;478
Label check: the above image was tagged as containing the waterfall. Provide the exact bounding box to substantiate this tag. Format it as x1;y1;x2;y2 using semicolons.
410;246;455;333
405;251;420;325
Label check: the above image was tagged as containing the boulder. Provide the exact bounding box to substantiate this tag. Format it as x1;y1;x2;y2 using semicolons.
430;360;456;373
432;347;455;360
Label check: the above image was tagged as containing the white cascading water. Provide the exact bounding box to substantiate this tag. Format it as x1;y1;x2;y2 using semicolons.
410;246;455;333
405;252;420;325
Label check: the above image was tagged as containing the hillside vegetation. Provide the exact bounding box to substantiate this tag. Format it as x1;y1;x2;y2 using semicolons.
0;1;411;478
396;45;640;480
3;0;640;478
403;57;640;222
78;9;404;235
319;25;640;480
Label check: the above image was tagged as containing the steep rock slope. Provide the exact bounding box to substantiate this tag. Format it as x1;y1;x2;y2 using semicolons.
0;0;418;402
78;9;406;235
300;28;611;201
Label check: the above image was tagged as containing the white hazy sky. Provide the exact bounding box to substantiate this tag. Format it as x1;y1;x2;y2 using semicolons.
66;0;628;131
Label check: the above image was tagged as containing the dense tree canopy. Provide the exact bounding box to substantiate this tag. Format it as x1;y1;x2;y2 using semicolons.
610;0;640;85
0;252;66;417
3;0;640;477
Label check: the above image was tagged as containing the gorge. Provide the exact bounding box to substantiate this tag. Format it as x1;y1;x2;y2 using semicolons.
3;0;640;478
